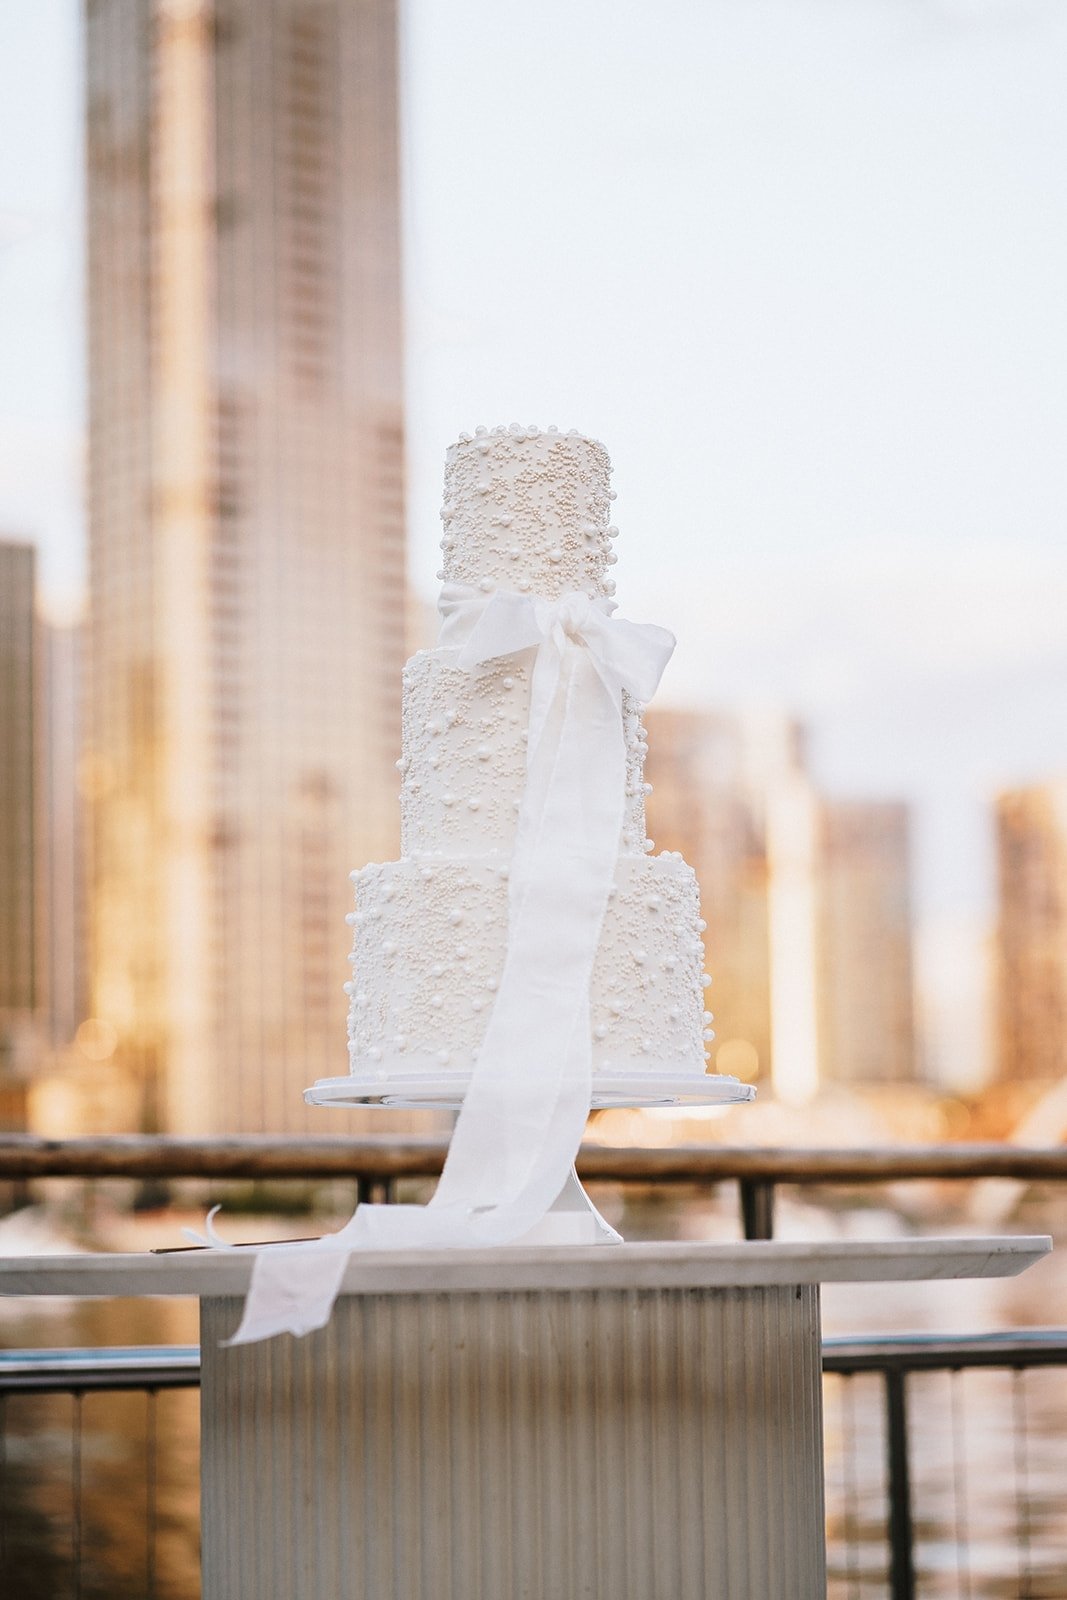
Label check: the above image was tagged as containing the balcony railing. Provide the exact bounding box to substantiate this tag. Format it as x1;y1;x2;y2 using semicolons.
3;1333;1065;1599
3;1134;1066;1239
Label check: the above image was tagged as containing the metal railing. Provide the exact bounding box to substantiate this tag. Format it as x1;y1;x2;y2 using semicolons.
3;1134;1067;1238
4;1333;1067;1598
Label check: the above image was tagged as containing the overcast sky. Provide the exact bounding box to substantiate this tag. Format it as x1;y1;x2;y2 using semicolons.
2;0;1066;1080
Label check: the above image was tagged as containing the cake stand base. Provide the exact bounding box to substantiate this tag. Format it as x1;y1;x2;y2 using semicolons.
304;1071;754;1244
518;1164;622;1245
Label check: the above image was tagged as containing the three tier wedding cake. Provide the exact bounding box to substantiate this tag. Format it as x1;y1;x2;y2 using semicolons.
310;425;727;1105
234;425;750;1343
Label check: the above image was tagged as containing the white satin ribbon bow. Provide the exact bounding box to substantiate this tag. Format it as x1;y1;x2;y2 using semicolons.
220;582;675;1345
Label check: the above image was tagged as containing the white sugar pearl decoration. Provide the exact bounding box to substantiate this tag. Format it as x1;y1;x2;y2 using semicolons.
468;797;481;811
437;1049;450;1065
345;911;357;925
478;577;494;593
421;867;435;880
548;548;562;563
594;1023;608;1040
430;994;444;1008
646;896;662;912
430;963;444;977
634;949;647;965
441;793;456;807
477;745;491;761
393;1035;408;1051
485;977;498;991
502;676;515;690
471;998;484;1012
367;1045;382;1062
448;908;463;925
702;973;713;987
382;941;397;957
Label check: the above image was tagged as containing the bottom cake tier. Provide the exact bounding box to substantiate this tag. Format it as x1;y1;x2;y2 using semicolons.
339;851;713;1083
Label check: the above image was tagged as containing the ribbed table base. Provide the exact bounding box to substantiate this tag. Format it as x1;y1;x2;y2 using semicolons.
201;1283;826;1599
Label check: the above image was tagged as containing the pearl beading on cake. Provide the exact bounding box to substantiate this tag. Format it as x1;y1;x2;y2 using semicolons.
342;425;713;1084
346;853;709;1078
399;646;649;856
440;426;618;601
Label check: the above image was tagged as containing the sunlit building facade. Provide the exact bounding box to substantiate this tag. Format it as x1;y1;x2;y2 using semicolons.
85;0;406;1133
644;708;774;1088
645;709;918;1098
0;542;39;1128
815;800;917;1086
40;621;90;1055
996;781;1067;1084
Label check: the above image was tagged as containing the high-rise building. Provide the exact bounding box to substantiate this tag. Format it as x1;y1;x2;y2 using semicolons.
85;0;407;1132
815;800;917;1086
0;542;39;1128
645;708;917;1099
644;708;774;1088
995;780;1067;1084
40;621;89;1053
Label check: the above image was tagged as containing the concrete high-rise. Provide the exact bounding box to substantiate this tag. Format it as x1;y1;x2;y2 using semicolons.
644;708;777;1090
0;542;39;1128
995;780;1067;1084
815;800;917;1087
85;0;407;1132
645;709;918;1099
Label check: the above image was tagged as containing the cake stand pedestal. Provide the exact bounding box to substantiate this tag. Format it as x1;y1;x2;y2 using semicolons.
1;1237;1050;1600
304;1069;758;1244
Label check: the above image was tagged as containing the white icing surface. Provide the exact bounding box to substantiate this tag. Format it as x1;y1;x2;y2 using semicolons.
440;426;618;600
399;647;648;856
346;853;710;1079
332;426;715;1091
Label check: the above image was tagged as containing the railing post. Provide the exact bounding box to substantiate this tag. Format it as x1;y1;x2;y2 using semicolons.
884;1367;915;1600
739;1178;775;1239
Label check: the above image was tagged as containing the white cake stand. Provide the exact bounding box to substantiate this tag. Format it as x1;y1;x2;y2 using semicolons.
305;1070;756;1245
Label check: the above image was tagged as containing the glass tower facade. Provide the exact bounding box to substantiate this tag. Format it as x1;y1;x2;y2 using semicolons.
85;0;406;1132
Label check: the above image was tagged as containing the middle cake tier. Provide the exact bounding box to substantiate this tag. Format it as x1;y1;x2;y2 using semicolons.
346;851;711;1081
399;646;649;856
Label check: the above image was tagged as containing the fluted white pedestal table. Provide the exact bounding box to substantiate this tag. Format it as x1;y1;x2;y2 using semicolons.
1;1236;1050;1600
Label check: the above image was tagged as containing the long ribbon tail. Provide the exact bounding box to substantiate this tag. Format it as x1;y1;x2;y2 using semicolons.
223;588;674;1345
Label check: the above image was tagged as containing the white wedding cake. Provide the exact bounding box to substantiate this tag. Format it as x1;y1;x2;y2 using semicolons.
309;424;721;1104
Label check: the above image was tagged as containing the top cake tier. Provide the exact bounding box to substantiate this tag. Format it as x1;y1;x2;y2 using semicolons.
440;425;619;600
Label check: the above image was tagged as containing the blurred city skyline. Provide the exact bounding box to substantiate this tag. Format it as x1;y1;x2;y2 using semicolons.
2;0;1067;1097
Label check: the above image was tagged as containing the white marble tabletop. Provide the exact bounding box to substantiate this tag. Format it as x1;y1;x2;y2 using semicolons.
0;1235;1051;1298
